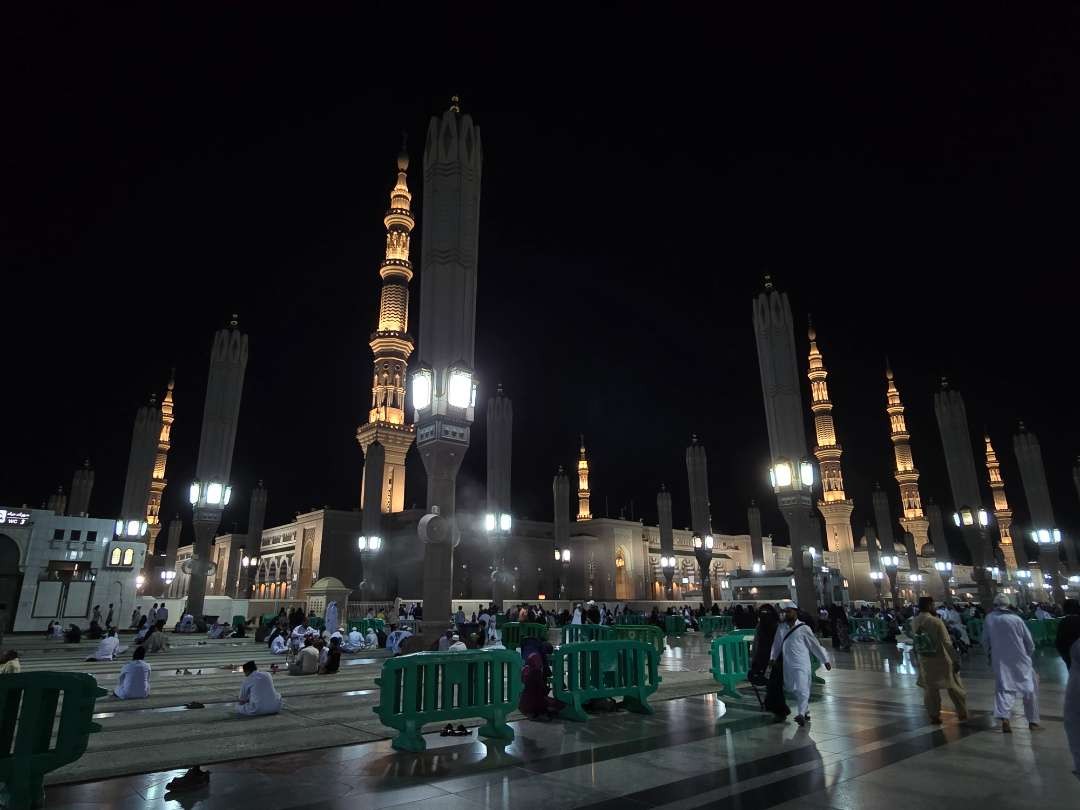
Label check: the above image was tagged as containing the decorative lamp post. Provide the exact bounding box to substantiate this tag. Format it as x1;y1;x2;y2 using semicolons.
658;485;676;600
880;554;901;609
934;560;953;601
484;511;513;606
869;570;885;608
1014;568;1032;604
357;534;383;604
692;533;715;610
908;572;925;599
160;569;176;599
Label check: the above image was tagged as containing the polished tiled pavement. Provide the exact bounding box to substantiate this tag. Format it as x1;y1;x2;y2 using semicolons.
35;637;1077;810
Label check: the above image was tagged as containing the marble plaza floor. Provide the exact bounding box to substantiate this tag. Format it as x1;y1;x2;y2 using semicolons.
16;632;1079;809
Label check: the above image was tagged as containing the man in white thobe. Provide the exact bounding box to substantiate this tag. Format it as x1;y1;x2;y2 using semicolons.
270;634;288;655
114;648;151;700
237;661;282;716
769;600;832;726
87;629;122;661
985;593;1041;733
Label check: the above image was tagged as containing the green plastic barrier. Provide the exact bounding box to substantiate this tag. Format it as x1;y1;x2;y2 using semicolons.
232;614;247;631
699;615;734;636
561;624;613;644
551;640;661;721
495;614;508;629
732;628;757;638
613;624;666;654
372;649;522;752
664;614;687;637
848;617;888;642
261;612;278;626
709;634;753;698
500;622;548;650
965;617;984;646
618;612;646;625
0;672;108;810
811;655;826;686
349;618;386;635
308;617;326;632
1025;618;1059;647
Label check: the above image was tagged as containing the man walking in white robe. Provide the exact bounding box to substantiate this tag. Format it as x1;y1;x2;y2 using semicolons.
769;600;832;726
237;661;282;716
985;593;1040;733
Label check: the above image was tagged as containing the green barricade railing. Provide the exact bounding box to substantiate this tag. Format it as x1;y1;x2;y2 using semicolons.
500;622;548;650
308;617;326;632
1026;618;1059;647
561;624;614;644
848;617;888;642
664;614;686;637
1025;619;1043;647
372;648;523;752
964;617;984;646
618;612;646;625
495;614;508;629
709;634;753;698
699;615;733;636
552;640;661;721
0;672;108;810
811;655;826;686
613;624;666;654
732;628;756;637
349;618;386;635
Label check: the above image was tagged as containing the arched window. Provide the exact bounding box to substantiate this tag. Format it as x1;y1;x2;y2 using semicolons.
122;548;134;566
110;547;122;566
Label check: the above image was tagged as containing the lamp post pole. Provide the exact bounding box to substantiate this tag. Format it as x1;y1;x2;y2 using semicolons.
934;561;953;602
869;570;884;610
692;534;715;611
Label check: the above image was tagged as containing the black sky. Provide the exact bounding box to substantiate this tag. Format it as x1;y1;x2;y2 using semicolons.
4;5;1080;563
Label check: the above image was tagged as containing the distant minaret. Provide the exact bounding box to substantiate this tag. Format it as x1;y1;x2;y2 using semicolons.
984;433;1018;570
806;321;856;587
885;364;930;553
147;370;175;554
67;460;94;517
357;146;417;514
46;486;66;515
576;435;592;521
118;395;163;544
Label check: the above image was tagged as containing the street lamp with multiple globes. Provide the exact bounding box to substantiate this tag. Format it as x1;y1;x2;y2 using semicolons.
357;535;382;604
1029;527;1065;603
235;548;259;598
553;547;571;600
1013;568;1032;604
692;534;715;610
869;570;885;608
908;572;925;600
767;457;819;611
160;568;176;599
880;554;901;609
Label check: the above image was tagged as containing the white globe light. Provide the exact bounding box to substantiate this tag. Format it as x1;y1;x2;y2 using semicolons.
484;513;496;532
447;370;472;408
412;370;432;410
499;513;512;532
369;536;382;551
800;461;814;487
206;482;223;505
773;462;792;488
357;536;368;551
126;519;140;537
189;483;200;505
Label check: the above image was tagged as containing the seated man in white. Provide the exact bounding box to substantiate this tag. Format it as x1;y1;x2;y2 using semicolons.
341;627;363;653
114;647;151;700
87;628;123;661
178;613;196;633
270;633;288;655
365;629;378;649
237;661;282;716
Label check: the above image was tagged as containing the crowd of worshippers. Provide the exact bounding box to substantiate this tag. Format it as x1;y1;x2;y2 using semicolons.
262;606;377;671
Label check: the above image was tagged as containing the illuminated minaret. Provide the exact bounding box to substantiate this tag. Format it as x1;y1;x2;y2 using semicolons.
576;435;592;521
146;370;175;554
984;433;1018;570
885;364;930;553
806;321;856;587
357;146;417;513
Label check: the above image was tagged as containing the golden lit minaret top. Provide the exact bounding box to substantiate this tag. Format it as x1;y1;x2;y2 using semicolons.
146;370;174;550
984;433;1017;570
356;145;417;513
807;320;846;502
885;362;930;552
577;434;592;521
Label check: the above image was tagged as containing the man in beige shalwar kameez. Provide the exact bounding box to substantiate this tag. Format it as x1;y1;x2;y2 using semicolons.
912;596;968;724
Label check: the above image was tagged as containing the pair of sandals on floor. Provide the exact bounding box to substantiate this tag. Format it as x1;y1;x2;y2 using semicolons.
440;723;471;737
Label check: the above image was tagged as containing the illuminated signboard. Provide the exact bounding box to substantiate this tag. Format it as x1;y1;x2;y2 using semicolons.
0;509;31;526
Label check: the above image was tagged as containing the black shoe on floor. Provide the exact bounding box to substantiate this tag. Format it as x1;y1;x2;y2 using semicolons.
166;766;210;792
185;701;205;709
440;724;454;737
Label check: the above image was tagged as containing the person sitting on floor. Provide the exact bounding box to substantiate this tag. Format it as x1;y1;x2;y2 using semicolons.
448;633;468;652
270;633;288;655
340;627;362;653
177;612;196;633
365;628;379;649
142;621;171;654
64;623;83;643
86;619;104;640
288;639;319;675
238;661;282;716
321;637;342;674
0;650;20;674
114;646;151;699
519;652;563;720
87;627;123;661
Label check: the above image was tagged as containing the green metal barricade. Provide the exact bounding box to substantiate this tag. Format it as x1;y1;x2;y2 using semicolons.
561;624;613;644
848;617;888;642
495;614;508;629
349;618;386;635
619;612;646;625
551;640;661;721
0;672;108;810
1025;619;1045;647
372;648;523;752
613;624;666;654
664;614;687;637
709;634;753;698
500;622;548;650
699;615;734;637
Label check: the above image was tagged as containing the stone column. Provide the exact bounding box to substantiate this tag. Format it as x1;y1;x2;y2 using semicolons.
752;279;817;611
748;501;764;568
160;515;182;598
232;482;266;598
865;523;882;606
872;485;899;605
686;435;714;608
926;502;950;602
186;319;248;620
933;382;995;611
487;386;512;607
67;460;94;517
658;485;675;600
46;487;66;516
553;467;570;599
360;443;385;599
1014;425;1067;603
117;399;163;544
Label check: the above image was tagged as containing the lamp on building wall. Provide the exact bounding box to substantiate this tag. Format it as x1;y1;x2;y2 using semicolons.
114;519;148;539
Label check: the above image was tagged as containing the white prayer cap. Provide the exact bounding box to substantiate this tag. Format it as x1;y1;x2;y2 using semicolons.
452;634;460;640
993;593;1011;608
779;600;798;611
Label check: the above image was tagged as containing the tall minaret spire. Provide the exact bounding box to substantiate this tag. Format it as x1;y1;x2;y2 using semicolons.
806;320;857;596
576;434;592;521
984;433;1019;570
147;369;175;554
886;363;930;553
356;144;417;513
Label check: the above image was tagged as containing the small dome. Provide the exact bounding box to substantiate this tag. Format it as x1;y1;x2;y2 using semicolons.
310;576;346;590
922;542;936;557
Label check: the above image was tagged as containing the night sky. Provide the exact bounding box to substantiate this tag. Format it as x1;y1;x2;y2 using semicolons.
5;5;1080;564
